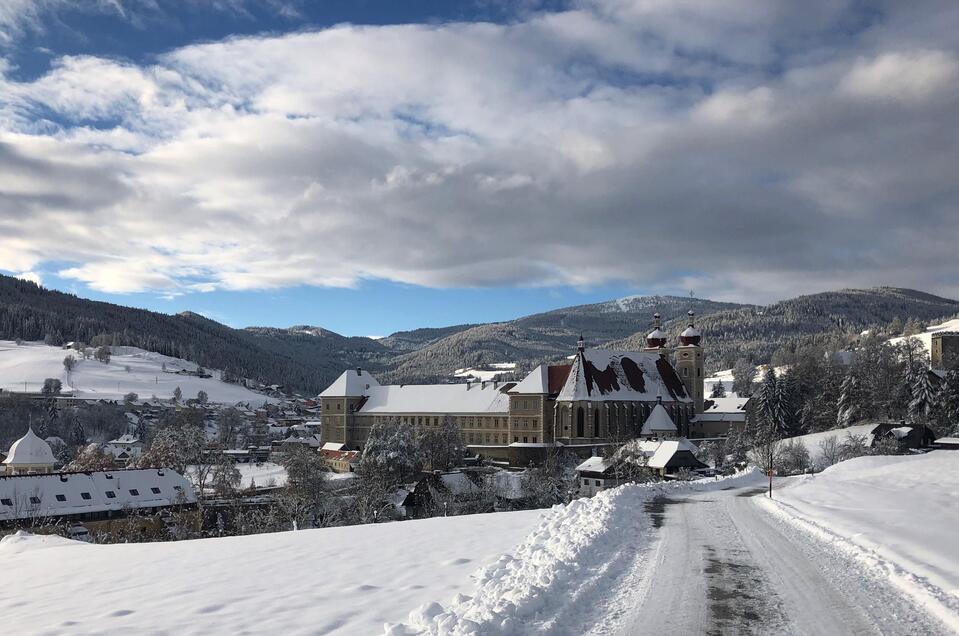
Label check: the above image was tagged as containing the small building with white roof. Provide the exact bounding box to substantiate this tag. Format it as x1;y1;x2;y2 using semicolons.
2;428;56;475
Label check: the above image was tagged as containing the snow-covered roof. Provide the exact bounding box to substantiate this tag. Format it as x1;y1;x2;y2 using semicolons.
648;440;698;469
0;469;196;522
890;426;913;440
575;456;612;474
359;382;510;415
320;369;381;397
3;428;55;466
509;364;548;394
108;434;142;445
640;403;677;436
321;442;345;452
705;397;748;413
556;349;690;403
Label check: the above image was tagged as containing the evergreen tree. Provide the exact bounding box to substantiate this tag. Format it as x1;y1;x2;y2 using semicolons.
837;372;861;428
710;380;727;399
939;370;959;434
909;370;938;424
173;386;182;403
732;359;756;397
755;368;780;429
71;421;86;447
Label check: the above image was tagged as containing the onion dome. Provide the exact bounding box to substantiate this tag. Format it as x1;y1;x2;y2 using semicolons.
3;427;56;467
646;313;668;348
679;310;702;346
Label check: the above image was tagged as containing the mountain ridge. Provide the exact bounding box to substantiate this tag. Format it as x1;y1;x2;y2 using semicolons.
1;274;957;393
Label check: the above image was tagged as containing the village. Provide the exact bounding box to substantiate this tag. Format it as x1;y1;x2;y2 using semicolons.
2;316;957;545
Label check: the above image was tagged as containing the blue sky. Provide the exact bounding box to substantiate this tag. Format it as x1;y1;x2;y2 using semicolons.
2;1;957;335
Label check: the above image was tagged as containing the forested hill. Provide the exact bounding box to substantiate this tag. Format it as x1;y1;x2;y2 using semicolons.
381;296;747;383
611;287;959;372
2;275;957;393
0;276;379;393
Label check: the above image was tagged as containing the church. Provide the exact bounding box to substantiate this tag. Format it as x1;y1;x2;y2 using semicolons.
319;312;706;464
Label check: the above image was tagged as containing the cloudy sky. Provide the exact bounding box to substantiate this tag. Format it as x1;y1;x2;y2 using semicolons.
1;1;957;335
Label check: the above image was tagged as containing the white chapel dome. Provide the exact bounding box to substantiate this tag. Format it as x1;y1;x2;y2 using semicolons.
4;428;56;466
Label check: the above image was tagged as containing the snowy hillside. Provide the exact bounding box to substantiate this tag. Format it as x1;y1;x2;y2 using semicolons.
888;317;959;353
0;340;272;404
781;424;877;466
0;509;543;635
765;452;959;628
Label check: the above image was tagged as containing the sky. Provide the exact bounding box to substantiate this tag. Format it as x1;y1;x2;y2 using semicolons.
1;1;958;336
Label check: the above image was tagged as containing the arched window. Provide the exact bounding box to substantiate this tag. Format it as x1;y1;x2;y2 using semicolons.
576;407;585;438
593;409;600;437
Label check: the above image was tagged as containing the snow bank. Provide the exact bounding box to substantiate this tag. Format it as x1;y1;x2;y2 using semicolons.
0;510;543;635
388;469;763;635
762;452;959;629
0;340;271;404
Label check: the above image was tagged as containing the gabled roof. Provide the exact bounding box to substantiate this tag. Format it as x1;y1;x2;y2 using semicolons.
640;403;678;436
0;469;196;522
359;382;509;414
509;364;548;394
648;440;701;469
556;349;690;403
319;369;381;397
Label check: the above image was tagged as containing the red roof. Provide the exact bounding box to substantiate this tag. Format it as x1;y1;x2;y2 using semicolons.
547;364;572;394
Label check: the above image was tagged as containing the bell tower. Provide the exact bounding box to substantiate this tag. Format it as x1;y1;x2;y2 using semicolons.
674;310;705;413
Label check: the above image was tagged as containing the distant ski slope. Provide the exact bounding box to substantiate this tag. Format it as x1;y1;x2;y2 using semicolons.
0;340;272;404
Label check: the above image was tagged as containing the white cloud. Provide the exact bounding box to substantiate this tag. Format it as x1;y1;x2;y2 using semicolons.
15;270;42;286
1;1;958;303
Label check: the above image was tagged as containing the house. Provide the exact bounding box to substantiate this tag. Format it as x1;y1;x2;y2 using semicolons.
402;471;489;518
575;455;623;497
869;422;937;452
104;434;144;466
2;428;56;476
0;469;197;526
691;397;750;439
320;448;360;473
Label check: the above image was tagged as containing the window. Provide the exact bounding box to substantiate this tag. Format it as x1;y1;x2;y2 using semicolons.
683;367;688;377
30;496;41;504
513;436;519;443
337;403;341;411
576;407;585;437
151;487;161;494
105;491;116;499
0;498;11;506
55;494;66;502
129;489;140;496
173;485;183;492
80;492;92;500
523;436;528;443
594;409;600;437
532;436;537;443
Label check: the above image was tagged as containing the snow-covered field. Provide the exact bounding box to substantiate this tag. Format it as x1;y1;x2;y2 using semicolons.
0;509;544;635
888;317;959;353
453;362;516;382
782;423;876;466
0;340;271;404
765;451;959;629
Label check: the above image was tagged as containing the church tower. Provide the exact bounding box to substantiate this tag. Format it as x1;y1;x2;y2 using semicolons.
643;313;670;355
674;310;705;413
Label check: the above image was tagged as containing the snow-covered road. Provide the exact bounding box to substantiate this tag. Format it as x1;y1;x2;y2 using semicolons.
609;484;951;635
